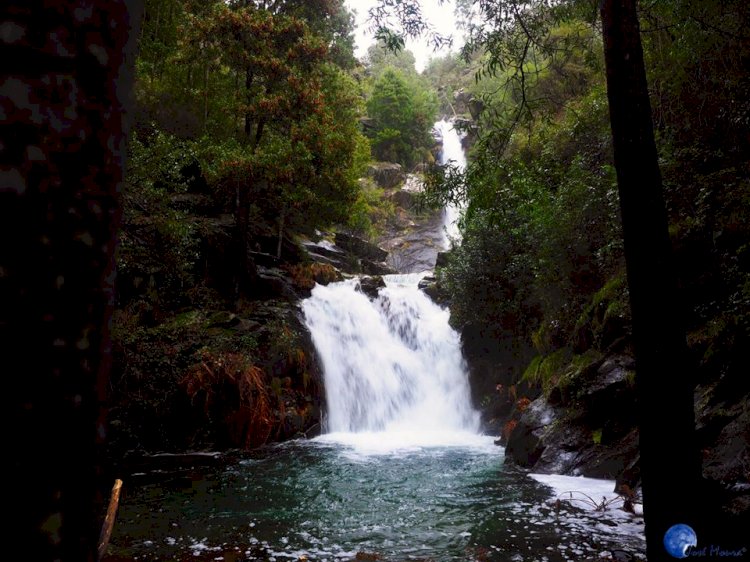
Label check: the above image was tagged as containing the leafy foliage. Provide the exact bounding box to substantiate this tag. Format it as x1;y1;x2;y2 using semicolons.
183;351;273;448
363;44;439;168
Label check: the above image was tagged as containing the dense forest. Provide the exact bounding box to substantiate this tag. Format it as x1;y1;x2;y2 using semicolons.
5;0;748;559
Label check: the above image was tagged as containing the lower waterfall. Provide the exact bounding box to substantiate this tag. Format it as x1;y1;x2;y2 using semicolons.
302;273;481;446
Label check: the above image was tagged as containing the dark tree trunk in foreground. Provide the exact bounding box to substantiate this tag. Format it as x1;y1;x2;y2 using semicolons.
1;1;140;560
600;0;702;559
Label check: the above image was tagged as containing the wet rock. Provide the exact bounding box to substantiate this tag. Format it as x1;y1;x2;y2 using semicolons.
367;161;405;188
702;405;750;488
390;189;416;210
378;210;445;273
505;399;558;468
361;259;396;276
301;239;358;273
579;355;636;427
571;427;640;481
256;266;297;301
357;276;386;299
418;275;448;306
505;351;640;481
435;251;450;269
304;423;321;438
335;232;388;262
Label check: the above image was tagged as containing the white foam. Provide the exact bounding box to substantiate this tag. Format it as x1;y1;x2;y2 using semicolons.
303;276;481;438
529;473;646;543
315;430;498;457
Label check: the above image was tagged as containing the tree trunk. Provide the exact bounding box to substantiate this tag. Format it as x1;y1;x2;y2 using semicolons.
277;206;286;259
1;1;141;560
236;180;258;297
203;63;210;129
600;0;702;559
245;68;254;137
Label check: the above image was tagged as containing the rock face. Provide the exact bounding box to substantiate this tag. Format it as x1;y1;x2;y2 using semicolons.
301;233;396;278
108;299;325;456
331;232;395;276
335;232;388;262
418;275;449;306
505;353;640;481
389;189;416;210
505;399;557;467
367;161;405;188
460;321;536;431
301;239;355;272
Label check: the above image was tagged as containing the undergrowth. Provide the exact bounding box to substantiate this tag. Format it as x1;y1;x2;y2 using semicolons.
182;350;273;448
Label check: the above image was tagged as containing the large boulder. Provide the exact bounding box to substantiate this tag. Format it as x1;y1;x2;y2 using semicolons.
505;351;640;481
361;259;397;276
367;162;405;188
335;232;389;262
389;189;416;210
301;239;354;272
505;399;558;468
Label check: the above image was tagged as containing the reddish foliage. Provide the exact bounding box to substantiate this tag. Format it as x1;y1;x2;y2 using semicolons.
516;397;532;413
502;419;519;442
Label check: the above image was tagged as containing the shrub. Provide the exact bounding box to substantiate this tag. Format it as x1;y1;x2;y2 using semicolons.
182;351;273;448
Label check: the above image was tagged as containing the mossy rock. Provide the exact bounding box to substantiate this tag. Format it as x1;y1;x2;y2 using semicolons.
572;273;631;352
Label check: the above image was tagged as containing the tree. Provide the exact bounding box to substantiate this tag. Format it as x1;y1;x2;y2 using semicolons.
366;67;438;167
1;1;140;560
365;42;418;76
599;1;700;558
129;0;366;299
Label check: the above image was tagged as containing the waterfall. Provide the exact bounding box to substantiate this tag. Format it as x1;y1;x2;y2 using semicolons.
302;274;481;447
434;119;467;248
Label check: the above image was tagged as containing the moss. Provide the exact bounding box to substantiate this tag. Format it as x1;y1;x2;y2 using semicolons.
573;272;630;350
521;348;572;395
592;428;603;445
624;369;637;388
542;349;604;404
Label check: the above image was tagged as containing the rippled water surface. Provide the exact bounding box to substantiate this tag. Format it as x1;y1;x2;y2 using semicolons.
109;437;645;561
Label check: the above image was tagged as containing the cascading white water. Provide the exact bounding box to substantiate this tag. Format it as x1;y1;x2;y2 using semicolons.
434;119;467;248
302;274;482;449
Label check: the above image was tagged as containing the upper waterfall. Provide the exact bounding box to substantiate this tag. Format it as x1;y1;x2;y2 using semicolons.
434;119;467;248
